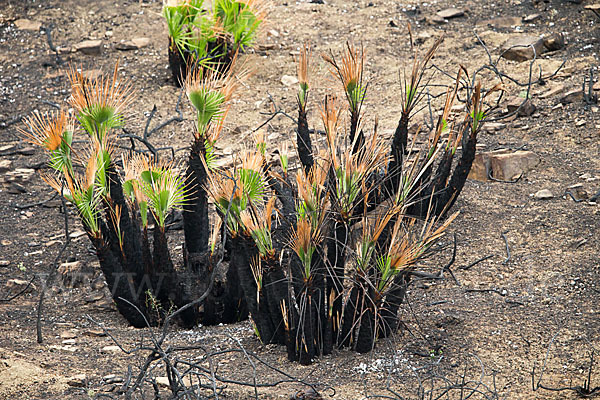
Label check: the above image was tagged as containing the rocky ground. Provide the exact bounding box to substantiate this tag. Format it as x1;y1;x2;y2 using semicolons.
1;0;600;398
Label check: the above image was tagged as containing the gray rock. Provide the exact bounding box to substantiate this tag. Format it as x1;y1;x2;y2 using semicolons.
500;35;545;62
534;189;553;200
490;150;540;181
437;8;465;19
478;17;521;28
523;14;541;23
73;40;103;55
0;160;12;173
543;33;565;51
281;75;299;86
560;89;583;104
14;19;41;31
507;97;536;117
115;37;150;50
67;374;87;388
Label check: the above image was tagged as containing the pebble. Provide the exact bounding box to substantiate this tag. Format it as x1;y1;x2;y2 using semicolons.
281;75;298;86
533;189;554;200
436;8;465;19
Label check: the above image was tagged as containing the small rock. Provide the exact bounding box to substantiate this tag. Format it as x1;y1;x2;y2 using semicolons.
482;122;506;132
56;46;72;55
436;8;465;19
543;33;565;52
580;173;592;180
389;20;398;27
70;230;87;239
84;329;107;337
115;37;150;51
105;30;113;37
156;377;170;388
267;29;279;37
500;35;545;62
103;374;124;384
0;260;9;267
73;40;103;55
6;279;35;292
478;17;521;28
84;291;104;303
281;75;298;86
490;150;540;181
101;345;121;353
67;374;87;388
560;89;583;104
428;14;447;24
523;14;541;23
539;84;564;99
62;339;76;345
575;119;586;127
14;19;41;31
534;189;554;200
58;261;86;288
60;330;78;339
506;98;536;117
0;160;12;173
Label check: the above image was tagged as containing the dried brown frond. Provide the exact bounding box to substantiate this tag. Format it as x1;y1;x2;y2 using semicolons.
323;42;364;96
320;96;342;166
19;110;72;152
239;149;264;172
67;63;135;118
297;42;311;87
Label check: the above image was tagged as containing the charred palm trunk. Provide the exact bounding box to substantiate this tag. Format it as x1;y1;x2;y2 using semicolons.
228;235;277;343
389;112;409;190
263;258;287;345
325;219;347;347
355;287;375;354
168;38;190;87
378;272;410;338
297;106;314;174
298;289;316;365
339;285;360;348
183;138;210;259
434;129;477;217
89;231;149;328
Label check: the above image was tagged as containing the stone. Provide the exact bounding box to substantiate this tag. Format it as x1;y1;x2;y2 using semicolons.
0;260;9;267
5;168;35;183
533;189;553;200
428;15;447;24
539;84;564;99
115;37;150;50
523;14;541;23
73;40;103;55
61;339;76;345
14;19;41;31
560;89;583;104
478;17;521;28
67;374;87;387
56;46;72;55
0;160;12;173
506;98;536;117
436;8;465;19
101;345;121;353
103;374;124;384
281;75;298;86
543;33;565;52
6;279;35;292
84;329;107;337
58;261;86;288
489;150;540;181
84;291;104;303
60;330;78;340
500;36;545;62
481;122;506;133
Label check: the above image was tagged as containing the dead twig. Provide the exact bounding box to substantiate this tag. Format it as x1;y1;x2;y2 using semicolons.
500;231;510;265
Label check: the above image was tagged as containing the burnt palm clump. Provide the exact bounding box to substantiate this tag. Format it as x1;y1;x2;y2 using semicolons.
24;38;499;363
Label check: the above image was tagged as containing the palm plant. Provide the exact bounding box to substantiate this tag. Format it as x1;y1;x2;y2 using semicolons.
25;36;497;364
163;0;267;85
